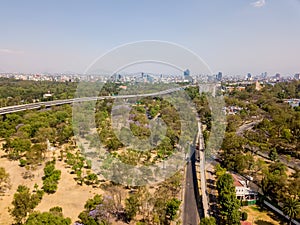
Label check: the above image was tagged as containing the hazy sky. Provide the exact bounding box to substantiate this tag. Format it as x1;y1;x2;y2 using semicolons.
0;0;300;76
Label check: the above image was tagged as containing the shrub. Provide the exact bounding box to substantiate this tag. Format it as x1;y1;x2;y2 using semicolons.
241;211;248;221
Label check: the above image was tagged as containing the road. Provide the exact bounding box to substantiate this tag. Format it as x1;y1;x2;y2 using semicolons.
236;120;300;170
183;119;210;225
236;120;262;136
0;85;192;115
183;151;200;225
1;84;216;223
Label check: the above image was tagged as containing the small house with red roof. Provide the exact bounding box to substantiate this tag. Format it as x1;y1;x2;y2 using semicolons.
232;173;258;202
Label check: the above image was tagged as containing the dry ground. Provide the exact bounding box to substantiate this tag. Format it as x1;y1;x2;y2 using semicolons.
242;205;283;225
0;148;106;225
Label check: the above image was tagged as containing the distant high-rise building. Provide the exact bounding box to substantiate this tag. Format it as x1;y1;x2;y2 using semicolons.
294;73;300;80
147;74;154;83
183;69;190;77
247;73;252;80
264;72;268;78
275;73;281;80
261;72;267;78
216;72;223;81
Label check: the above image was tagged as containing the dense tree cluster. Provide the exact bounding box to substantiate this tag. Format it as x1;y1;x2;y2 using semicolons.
94;92;184;165
200;217;217;225
77;194;111;225
64;150;98;186
1;105;73;166
10;185;44;224
219;80;300;222
222;81;300;164
185;86;212;129
0;78;78;107
42;160;61;194
24;207;71;225
75;172;183;225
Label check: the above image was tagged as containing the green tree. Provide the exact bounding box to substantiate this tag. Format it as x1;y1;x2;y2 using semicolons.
24;209;71;225
77;194;111;225
85;173;98;185
125;194;140;222
200;217;217;225
42;160;61;194
282;198;300;225
215;164;226;178
0;167;10;192
10;185;43;224
262;162;288;201
84;194;103;211
165;198;181;221
269;148;279;162
216;173;241;225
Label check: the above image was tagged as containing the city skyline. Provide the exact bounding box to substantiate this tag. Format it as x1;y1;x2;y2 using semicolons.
1;0;300;75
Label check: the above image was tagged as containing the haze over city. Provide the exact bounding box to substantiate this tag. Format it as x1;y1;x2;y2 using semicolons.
1;0;300;76
1;1;300;225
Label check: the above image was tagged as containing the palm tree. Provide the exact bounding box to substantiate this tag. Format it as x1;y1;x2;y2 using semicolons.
282;197;300;225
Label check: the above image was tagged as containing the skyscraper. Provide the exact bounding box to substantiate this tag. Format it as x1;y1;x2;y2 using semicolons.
184;69;190;77
216;72;223;81
247;73;252;80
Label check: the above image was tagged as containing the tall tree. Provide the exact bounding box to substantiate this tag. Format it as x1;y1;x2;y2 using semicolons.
216;173;241;225
200;217;217;225
282;198;300;225
10;185;43;224
0;167;10;192
125;194;140;222
24;207;71;225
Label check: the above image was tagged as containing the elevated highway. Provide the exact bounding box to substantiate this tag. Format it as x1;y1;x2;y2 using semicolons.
0;86;190;115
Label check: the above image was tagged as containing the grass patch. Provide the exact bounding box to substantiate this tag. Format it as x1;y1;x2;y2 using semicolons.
250;205;261;212
255;220;276;225
242;205;281;225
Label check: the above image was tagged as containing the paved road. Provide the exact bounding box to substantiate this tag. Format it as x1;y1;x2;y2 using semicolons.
236;120;262;136
183;119;210;225
183;152;200;225
236;120;300;170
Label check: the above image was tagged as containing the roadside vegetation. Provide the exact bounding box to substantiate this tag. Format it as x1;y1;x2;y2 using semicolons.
217;80;300;224
1;78;299;224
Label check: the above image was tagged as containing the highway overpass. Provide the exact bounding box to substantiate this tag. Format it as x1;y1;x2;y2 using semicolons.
0;86;189;115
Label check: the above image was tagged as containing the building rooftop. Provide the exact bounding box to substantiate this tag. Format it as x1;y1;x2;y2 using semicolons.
232;173;245;187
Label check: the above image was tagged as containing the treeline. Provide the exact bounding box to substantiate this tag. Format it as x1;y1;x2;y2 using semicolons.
1;105;73;167
0;78;78;107
10;183;70;224
94;95;183;165
76;172;183;225
219;80;300;222
222;80;300;170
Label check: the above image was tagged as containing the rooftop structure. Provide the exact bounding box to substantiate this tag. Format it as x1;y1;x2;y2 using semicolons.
231;173;258;202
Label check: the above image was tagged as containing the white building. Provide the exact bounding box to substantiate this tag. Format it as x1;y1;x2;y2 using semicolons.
232;173;258;201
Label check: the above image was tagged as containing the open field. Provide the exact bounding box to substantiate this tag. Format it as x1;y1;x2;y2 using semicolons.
0;148;108;225
242;205;283;225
